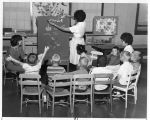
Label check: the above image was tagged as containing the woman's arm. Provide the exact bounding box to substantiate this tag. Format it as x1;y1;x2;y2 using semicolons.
48;20;70;32
6;55;24;66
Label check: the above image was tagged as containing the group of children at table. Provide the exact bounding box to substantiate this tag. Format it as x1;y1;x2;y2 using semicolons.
6;32;141;102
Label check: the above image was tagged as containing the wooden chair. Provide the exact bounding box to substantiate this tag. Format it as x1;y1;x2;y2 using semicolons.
113;65;141;108
93;73;114;112
46;74;73;116
19;73;44;114
72;74;94;116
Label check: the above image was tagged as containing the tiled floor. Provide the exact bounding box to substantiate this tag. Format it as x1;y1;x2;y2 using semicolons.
2;61;147;118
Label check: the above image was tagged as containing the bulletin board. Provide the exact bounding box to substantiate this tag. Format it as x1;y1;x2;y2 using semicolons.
93;16;118;35
37;16;70;61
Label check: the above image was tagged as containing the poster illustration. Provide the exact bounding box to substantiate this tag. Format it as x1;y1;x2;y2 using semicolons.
93;16;118;35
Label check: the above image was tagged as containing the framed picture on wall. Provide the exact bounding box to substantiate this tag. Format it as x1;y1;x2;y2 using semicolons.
93;16;118;35
134;3;148;35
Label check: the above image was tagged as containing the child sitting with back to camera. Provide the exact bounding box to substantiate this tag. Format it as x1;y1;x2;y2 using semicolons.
76;44;92;69
6;46;49;74
61;57;89;92
47;53;66;77
113;51;133;96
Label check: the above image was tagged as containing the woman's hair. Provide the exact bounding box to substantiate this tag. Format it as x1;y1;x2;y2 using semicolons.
74;10;86;22
11;35;22;47
77;44;87;55
27;53;38;65
120;32;133;45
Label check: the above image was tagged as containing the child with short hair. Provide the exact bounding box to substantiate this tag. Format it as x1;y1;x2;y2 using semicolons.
6;46;49;74
61;57;89;91
115;51;133;85
120;32;134;54
76;44;92;67
107;46;120;66
47;53;66;77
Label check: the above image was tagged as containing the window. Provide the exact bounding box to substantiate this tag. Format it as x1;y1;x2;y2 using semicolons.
134;3;148;35
3;2;31;32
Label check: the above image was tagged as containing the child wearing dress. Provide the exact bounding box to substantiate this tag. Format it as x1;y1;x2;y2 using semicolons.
48;10;86;66
120;32;134;54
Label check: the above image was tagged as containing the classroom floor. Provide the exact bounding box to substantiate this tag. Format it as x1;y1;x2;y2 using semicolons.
2;60;147;118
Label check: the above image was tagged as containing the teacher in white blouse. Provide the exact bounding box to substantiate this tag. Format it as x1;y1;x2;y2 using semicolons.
120;32;134;54
48;10;86;66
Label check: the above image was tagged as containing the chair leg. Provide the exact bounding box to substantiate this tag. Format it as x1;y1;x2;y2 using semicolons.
46;94;49;109
70;94;72;112
110;93;112;112
72;94;75;114
39;94;41;114
90;94;93;116
125;91;128;109
20;94;23;113
52;96;55;116
134;87;137;104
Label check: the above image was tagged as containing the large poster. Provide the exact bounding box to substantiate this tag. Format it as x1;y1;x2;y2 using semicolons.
32;2;70;33
35;2;71;62
93;16;118;35
37;16;70;62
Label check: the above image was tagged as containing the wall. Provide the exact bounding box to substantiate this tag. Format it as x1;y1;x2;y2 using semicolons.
103;3;147;46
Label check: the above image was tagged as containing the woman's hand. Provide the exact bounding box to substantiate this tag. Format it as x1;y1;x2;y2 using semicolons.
45;46;50;51
6;55;13;61
48;20;56;26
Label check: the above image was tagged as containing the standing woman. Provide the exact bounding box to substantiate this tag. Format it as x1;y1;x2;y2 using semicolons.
48;10;86;67
5;34;26;73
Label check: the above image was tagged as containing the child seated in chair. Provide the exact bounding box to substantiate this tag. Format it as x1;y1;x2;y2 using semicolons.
46;54;66;93
6;46;49;74
76;44;92;68
7;46;49;102
62;57;89;92
107;46;120;66
115;51;133;85
47;53;66;77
